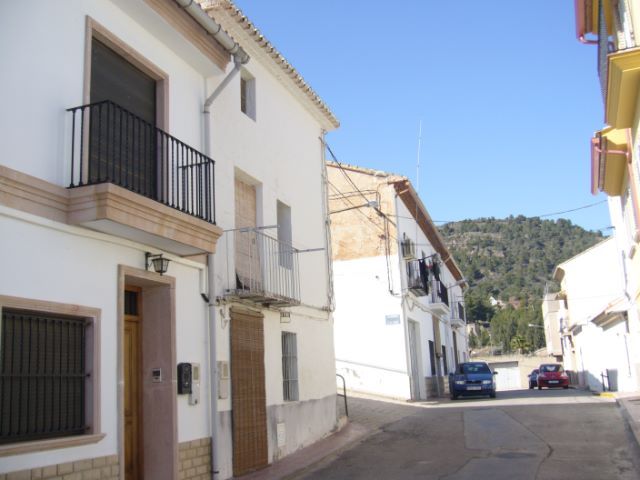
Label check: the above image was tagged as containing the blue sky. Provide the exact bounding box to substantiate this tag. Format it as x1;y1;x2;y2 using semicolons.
234;0;611;233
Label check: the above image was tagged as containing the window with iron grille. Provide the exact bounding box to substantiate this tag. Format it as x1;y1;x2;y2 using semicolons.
0;308;88;444
281;332;298;401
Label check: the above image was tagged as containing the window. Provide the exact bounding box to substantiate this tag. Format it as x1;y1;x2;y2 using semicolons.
240;72;256;120
0;307;94;445
281;332;298;401
277;201;293;269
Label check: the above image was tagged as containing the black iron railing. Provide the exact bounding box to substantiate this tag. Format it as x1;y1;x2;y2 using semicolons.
67;100;215;223
406;259;428;296
430;279;449;307
451;301;465;324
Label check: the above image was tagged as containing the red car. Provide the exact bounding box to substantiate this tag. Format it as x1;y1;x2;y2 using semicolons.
537;363;569;389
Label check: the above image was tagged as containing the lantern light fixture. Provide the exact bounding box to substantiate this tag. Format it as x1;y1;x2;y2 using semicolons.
145;252;170;275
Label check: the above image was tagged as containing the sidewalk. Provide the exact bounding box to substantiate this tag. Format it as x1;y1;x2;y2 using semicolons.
241;392;420;480
615;392;640;449
239;421;370;480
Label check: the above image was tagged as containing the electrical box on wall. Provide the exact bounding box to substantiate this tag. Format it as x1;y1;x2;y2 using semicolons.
218;361;230;400
189;363;200;406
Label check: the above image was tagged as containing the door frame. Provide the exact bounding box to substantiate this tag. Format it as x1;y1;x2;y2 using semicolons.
118;265;177;480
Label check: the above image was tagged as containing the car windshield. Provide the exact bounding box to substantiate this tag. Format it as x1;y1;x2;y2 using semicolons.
540;364;563;373
461;363;491;374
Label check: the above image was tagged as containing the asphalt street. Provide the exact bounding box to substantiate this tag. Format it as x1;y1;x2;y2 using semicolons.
299;389;640;480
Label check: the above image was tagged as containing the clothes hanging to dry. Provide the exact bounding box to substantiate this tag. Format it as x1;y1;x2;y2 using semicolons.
418;259;429;294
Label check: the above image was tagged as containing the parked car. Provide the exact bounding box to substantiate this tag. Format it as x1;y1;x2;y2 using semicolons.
528;368;539;389
537;363;569;389
449;361;497;400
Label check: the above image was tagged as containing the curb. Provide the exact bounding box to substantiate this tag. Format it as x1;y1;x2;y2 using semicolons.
616;397;640;450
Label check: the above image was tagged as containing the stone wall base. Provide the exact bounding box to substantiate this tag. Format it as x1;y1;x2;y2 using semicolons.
178;437;212;480
1;454;119;480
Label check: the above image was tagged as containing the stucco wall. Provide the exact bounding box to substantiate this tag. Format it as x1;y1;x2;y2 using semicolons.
0;210;210;474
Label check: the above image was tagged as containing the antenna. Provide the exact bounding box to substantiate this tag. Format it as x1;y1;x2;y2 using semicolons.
415;120;422;246
416;120;422;195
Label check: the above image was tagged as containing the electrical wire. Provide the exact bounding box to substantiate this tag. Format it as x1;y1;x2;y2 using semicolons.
323;139;374;206
417;200;610;225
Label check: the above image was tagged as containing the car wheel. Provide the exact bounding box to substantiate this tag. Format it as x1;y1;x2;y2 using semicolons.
450;392;458;400
563;385;569;389
489;391;496;398
538;385;542;390
529;383;533;389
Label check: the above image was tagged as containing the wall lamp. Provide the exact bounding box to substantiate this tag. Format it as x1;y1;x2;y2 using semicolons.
146;252;170;275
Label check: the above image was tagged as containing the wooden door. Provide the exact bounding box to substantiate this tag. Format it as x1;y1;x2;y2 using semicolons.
230;310;268;476
234;179;261;290
124;287;142;480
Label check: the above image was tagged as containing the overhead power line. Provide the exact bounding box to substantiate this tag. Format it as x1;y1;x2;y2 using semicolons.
430;200;609;225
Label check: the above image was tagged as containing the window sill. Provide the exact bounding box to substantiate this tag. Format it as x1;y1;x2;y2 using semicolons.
0;433;106;457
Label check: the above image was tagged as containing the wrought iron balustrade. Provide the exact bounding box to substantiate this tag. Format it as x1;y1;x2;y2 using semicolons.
228;229;300;306
451;301;466;326
67;100;215;223
430;279;449;307
406;259;428;296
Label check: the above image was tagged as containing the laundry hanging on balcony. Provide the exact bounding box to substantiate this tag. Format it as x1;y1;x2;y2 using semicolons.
418;259;430;294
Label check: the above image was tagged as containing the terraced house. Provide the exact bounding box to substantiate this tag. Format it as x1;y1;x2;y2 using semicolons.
328;163;468;400
0;1;339;479
569;0;640;390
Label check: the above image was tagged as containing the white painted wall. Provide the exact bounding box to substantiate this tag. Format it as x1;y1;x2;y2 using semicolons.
560;237;639;392
331;189;467;401
560;238;623;326
333;256;410;398
0;208;210;474
394;194;468;380
0;0;222;187
1;0;338;477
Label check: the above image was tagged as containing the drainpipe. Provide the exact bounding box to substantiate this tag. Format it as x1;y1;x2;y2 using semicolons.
175;3;249;479
175;0;250;64
202;55;247;480
319;130;335;311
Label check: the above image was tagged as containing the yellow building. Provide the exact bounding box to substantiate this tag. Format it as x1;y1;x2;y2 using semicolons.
575;0;640;386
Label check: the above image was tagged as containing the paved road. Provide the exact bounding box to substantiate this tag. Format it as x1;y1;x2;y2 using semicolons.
302;389;640;480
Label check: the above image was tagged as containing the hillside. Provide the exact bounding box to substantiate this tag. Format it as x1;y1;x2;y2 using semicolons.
438;216;604;353
439;215;604;304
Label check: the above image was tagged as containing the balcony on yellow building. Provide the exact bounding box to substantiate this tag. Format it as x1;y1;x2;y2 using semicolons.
591;127;629;196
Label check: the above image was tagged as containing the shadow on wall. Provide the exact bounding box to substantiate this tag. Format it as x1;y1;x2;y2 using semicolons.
578;369;618;392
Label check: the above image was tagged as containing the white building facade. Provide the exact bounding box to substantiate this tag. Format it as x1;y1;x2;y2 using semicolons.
553;237;639;392
328;164;468;400
0;1;339;479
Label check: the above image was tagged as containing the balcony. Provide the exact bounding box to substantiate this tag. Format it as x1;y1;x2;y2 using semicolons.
66;101;221;255
427;279;450;316
225;229;300;307
450;301;466;329
406;259;428;296
591;127;628;196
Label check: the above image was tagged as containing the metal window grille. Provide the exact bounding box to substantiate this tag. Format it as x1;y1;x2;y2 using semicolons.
281;332;299;401
0;309;87;444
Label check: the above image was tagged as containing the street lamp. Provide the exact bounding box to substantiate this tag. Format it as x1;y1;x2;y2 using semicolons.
528;323;544;329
